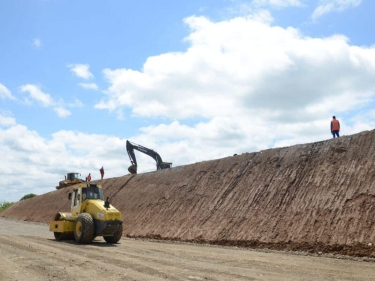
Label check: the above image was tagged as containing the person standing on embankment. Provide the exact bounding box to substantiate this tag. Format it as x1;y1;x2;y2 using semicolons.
331;116;340;138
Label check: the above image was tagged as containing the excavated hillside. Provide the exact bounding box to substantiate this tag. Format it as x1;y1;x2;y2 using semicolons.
2;130;375;257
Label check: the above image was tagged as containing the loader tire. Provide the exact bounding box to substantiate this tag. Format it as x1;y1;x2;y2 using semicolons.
74;213;94;244
103;225;123;244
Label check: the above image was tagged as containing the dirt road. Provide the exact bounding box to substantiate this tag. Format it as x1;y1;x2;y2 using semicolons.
0;218;374;281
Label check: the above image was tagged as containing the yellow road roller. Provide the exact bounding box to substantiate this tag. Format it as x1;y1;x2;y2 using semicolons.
49;183;123;244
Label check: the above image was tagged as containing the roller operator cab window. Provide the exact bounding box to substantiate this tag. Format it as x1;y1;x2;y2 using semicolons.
86;186;103;200
82;188;87;201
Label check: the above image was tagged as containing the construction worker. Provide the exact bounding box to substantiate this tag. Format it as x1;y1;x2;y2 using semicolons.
331;116;340;138
99;167;104;179
87;173;91;182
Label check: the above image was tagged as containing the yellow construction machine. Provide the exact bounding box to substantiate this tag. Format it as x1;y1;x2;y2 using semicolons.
56;172;84;190
49;182;123;244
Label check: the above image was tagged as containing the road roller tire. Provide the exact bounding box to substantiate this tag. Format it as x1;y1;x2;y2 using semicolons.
103;225;123;244
74;213;94;244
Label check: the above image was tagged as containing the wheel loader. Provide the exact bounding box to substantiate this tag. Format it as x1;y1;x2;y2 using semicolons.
49;182;123;244
56;172;84;190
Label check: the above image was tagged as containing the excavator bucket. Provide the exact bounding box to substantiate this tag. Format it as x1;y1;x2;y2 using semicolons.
128;165;137;175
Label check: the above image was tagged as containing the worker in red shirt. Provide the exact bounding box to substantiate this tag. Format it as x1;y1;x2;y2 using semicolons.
99;167;104;179
331;116;340;138
87;173;91;182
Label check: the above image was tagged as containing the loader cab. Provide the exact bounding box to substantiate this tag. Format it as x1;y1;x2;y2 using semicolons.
67;172;81;181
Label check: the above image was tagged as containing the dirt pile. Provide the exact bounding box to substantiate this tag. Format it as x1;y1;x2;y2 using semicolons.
2;130;375;257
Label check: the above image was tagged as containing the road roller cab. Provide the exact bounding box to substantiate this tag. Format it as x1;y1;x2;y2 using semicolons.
49;183;123;244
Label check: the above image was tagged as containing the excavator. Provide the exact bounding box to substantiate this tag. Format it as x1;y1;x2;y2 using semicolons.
126;140;172;174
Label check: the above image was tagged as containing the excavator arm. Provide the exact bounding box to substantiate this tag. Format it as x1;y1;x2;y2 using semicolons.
126;140;172;174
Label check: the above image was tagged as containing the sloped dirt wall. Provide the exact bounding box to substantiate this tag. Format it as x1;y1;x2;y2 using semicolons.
2;130;375;256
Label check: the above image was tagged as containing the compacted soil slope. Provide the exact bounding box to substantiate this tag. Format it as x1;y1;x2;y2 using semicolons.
2;129;375;257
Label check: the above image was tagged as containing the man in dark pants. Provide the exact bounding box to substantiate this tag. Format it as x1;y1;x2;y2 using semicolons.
99;167;104;179
331;116;340;138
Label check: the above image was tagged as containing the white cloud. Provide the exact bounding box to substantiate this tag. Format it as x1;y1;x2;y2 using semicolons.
3;10;375;203
252;0;303;8
0;120;129;202
19;84;73;118
97;15;375;123
67;64;94;79
312;0;362;21
68;98;84;108
32;38;42;48
0;83;15;100
78;83;99;90
20;84;54;107
0;113;16;127
226;0;302;16
94;14;375;159
53;107;71;118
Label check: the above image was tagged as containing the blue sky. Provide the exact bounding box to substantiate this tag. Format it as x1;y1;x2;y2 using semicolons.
1;0;375;202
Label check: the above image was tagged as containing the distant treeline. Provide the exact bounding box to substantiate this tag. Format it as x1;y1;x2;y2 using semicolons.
0;193;37;211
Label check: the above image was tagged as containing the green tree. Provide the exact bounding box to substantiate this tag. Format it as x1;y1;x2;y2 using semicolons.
0;201;13;211
20;193;37;201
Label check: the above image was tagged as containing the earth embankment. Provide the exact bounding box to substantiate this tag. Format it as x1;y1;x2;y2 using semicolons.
2;130;375;257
